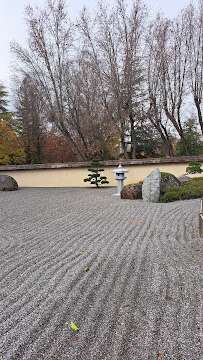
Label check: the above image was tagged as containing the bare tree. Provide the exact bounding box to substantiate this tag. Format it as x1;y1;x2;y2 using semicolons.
11;0;86;161
185;1;203;134
146;19;175;156
146;14;192;155
78;0;146;159
63;55;118;159
116;0;146;158
10;0;201;162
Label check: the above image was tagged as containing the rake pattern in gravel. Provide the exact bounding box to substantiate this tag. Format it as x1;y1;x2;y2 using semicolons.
0;187;202;360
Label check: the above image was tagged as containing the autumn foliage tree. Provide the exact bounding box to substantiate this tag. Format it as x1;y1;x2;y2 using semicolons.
43;129;78;163
0;83;26;165
0;115;26;165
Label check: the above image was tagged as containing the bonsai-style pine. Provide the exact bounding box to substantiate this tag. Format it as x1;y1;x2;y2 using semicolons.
84;159;109;187
186;161;202;174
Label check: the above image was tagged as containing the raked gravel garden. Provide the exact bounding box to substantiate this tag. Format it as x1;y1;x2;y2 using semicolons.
0;187;202;360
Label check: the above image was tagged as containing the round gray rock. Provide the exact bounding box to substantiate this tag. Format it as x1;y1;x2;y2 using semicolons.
121;182;142;200
178;174;193;184
0;175;18;191
160;172;181;190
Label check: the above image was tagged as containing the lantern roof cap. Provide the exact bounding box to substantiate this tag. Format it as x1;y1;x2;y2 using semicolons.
112;164;128;173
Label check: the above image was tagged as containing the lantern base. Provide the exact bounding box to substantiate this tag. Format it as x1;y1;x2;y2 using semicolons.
113;192;121;197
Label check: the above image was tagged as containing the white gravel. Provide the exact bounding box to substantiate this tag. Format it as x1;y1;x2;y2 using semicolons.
0;187;202;360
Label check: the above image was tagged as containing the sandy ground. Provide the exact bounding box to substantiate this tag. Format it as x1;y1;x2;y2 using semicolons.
0;187;202;360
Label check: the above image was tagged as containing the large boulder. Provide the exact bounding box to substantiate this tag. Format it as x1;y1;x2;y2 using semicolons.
121;182;142;200
0;175;18;191
142;168;161;202
160;172;181;191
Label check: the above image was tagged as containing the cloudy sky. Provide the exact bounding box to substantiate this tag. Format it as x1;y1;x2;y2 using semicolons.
0;0;198;89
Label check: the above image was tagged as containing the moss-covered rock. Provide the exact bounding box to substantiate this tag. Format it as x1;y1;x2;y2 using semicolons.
160;172;181;191
159;177;203;202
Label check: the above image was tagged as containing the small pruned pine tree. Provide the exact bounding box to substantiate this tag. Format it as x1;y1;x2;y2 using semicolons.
186;161;202;174
84;159;109;187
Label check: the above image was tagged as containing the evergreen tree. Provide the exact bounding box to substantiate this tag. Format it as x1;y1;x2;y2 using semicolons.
84;159;109;187
176;118;203;156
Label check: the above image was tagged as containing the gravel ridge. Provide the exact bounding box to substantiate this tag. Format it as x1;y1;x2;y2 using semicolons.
0;187;202;360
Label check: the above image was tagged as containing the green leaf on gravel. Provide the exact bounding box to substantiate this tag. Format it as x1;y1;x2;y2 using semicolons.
71;321;79;331
80;252;84;255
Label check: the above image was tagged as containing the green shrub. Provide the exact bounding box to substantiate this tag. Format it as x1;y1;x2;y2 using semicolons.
159;177;203;202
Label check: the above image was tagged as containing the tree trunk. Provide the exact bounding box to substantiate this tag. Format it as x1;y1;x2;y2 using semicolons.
58;122;85;161
147;98;174;157
77;128;91;161
130;112;137;159
120;125;129;159
164;105;191;155
160;124;174;157
194;97;203;135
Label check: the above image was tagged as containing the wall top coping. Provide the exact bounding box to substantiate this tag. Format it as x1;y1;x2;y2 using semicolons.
0;156;203;171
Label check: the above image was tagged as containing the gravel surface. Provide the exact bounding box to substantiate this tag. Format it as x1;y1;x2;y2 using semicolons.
0;187;202;360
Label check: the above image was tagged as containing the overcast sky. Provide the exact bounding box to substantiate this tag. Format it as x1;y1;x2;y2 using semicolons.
0;0;198;90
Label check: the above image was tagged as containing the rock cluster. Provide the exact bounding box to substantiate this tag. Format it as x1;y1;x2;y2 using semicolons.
121;169;183;202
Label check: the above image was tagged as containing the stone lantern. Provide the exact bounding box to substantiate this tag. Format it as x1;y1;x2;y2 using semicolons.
112;164;128;196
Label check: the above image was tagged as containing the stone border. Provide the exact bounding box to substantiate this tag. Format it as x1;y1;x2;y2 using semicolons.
0;156;203;171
